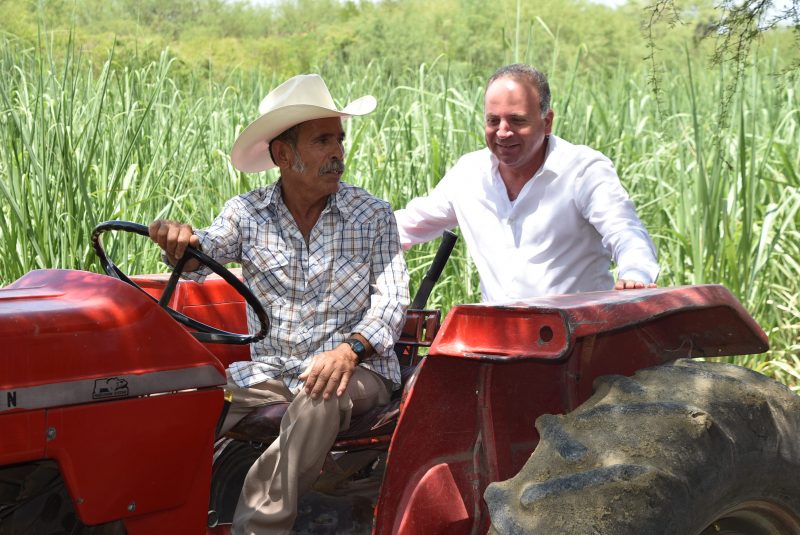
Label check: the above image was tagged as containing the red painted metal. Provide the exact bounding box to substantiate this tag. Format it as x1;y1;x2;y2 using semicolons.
2;269;225;391
433;285;767;361
395;463;471;534
133;271;250;368
373;284;768;534
1;269;225;532
0;410;47;465
46;390;220;529
1;267;769;535
333;434;393;449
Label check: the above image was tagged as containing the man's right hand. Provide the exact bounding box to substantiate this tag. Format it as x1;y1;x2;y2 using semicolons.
148;219;202;272
614;278;657;290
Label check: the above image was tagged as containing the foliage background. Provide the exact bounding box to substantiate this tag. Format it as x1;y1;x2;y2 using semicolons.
1;0;799;388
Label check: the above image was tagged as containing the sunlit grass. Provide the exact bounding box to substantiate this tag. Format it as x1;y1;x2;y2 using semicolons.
0;36;798;390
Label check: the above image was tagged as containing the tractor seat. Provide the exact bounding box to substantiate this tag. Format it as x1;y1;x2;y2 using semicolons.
225;309;441;446
224;310;439;447
225;365;417;444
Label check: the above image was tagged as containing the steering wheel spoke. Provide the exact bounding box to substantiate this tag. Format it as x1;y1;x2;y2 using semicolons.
91;220;269;345
159;255;187;308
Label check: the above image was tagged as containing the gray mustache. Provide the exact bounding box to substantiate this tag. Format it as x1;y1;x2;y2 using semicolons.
319;160;345;175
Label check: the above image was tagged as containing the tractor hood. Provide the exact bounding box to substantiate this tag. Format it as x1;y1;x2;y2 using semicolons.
0;269;225;413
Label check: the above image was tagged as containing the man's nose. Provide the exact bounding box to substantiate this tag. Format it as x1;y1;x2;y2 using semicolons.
332;140;345;159
497;121;512;138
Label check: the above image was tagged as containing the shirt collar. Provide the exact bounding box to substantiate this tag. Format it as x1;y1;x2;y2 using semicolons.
330;183;352;217
263;180;283;212
261;179;350;217
540;134;565;176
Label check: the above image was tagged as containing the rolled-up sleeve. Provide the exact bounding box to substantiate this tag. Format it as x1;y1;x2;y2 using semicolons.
394;172;459;250
353;208;410;357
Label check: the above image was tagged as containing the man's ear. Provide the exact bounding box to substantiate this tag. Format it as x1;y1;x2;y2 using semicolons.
271;139;291;168
544;109;554;136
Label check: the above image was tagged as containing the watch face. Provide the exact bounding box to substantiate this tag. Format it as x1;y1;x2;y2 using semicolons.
347;338;366;359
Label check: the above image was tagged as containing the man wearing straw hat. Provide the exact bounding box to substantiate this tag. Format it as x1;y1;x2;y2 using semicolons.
395;63;659;302
148;74;409;534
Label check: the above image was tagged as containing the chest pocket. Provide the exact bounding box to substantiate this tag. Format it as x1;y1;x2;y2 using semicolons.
242;244;291;306
331;256;371;312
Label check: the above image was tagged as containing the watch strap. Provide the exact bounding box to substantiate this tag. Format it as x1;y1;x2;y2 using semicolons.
344;337;367;364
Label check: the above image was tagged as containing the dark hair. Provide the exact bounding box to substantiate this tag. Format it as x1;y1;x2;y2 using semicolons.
487;64;551;115
267;123;302;163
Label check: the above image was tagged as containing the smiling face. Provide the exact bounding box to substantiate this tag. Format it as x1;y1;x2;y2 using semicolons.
273;117;346;204
484;76;554;178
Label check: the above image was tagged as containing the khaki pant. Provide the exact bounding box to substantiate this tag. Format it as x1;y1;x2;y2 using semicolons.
219;368;391;535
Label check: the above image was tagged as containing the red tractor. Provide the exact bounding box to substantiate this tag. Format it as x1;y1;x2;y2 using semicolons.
1;221;799;534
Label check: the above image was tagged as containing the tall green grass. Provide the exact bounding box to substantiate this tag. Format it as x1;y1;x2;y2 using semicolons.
1;36;798;389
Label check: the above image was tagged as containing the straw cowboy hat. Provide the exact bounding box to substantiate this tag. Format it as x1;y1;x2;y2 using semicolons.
230;74;377;173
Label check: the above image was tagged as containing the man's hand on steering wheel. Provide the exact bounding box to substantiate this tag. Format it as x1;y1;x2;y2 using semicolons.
149;219;202;272
92;220;269;345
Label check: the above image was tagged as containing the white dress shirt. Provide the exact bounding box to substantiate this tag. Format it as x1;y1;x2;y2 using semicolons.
395;135;659;303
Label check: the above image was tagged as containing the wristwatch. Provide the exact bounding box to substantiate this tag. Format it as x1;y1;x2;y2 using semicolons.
344;337;368;364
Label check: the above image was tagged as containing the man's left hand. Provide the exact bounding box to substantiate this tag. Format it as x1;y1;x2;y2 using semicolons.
615;279;658;290
299;345;359;400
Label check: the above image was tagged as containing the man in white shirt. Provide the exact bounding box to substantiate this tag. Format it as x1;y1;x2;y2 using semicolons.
395;64;659;302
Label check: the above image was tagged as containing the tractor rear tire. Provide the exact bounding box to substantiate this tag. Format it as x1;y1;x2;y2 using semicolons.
484;358;800;535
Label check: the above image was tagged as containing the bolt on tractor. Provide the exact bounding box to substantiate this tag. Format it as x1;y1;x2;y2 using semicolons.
1;221;799;535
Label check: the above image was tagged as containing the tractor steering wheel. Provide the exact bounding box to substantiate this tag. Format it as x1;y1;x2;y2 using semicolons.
91;220;269;345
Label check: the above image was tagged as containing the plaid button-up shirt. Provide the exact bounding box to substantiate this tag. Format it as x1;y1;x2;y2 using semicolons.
188;181;409;392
